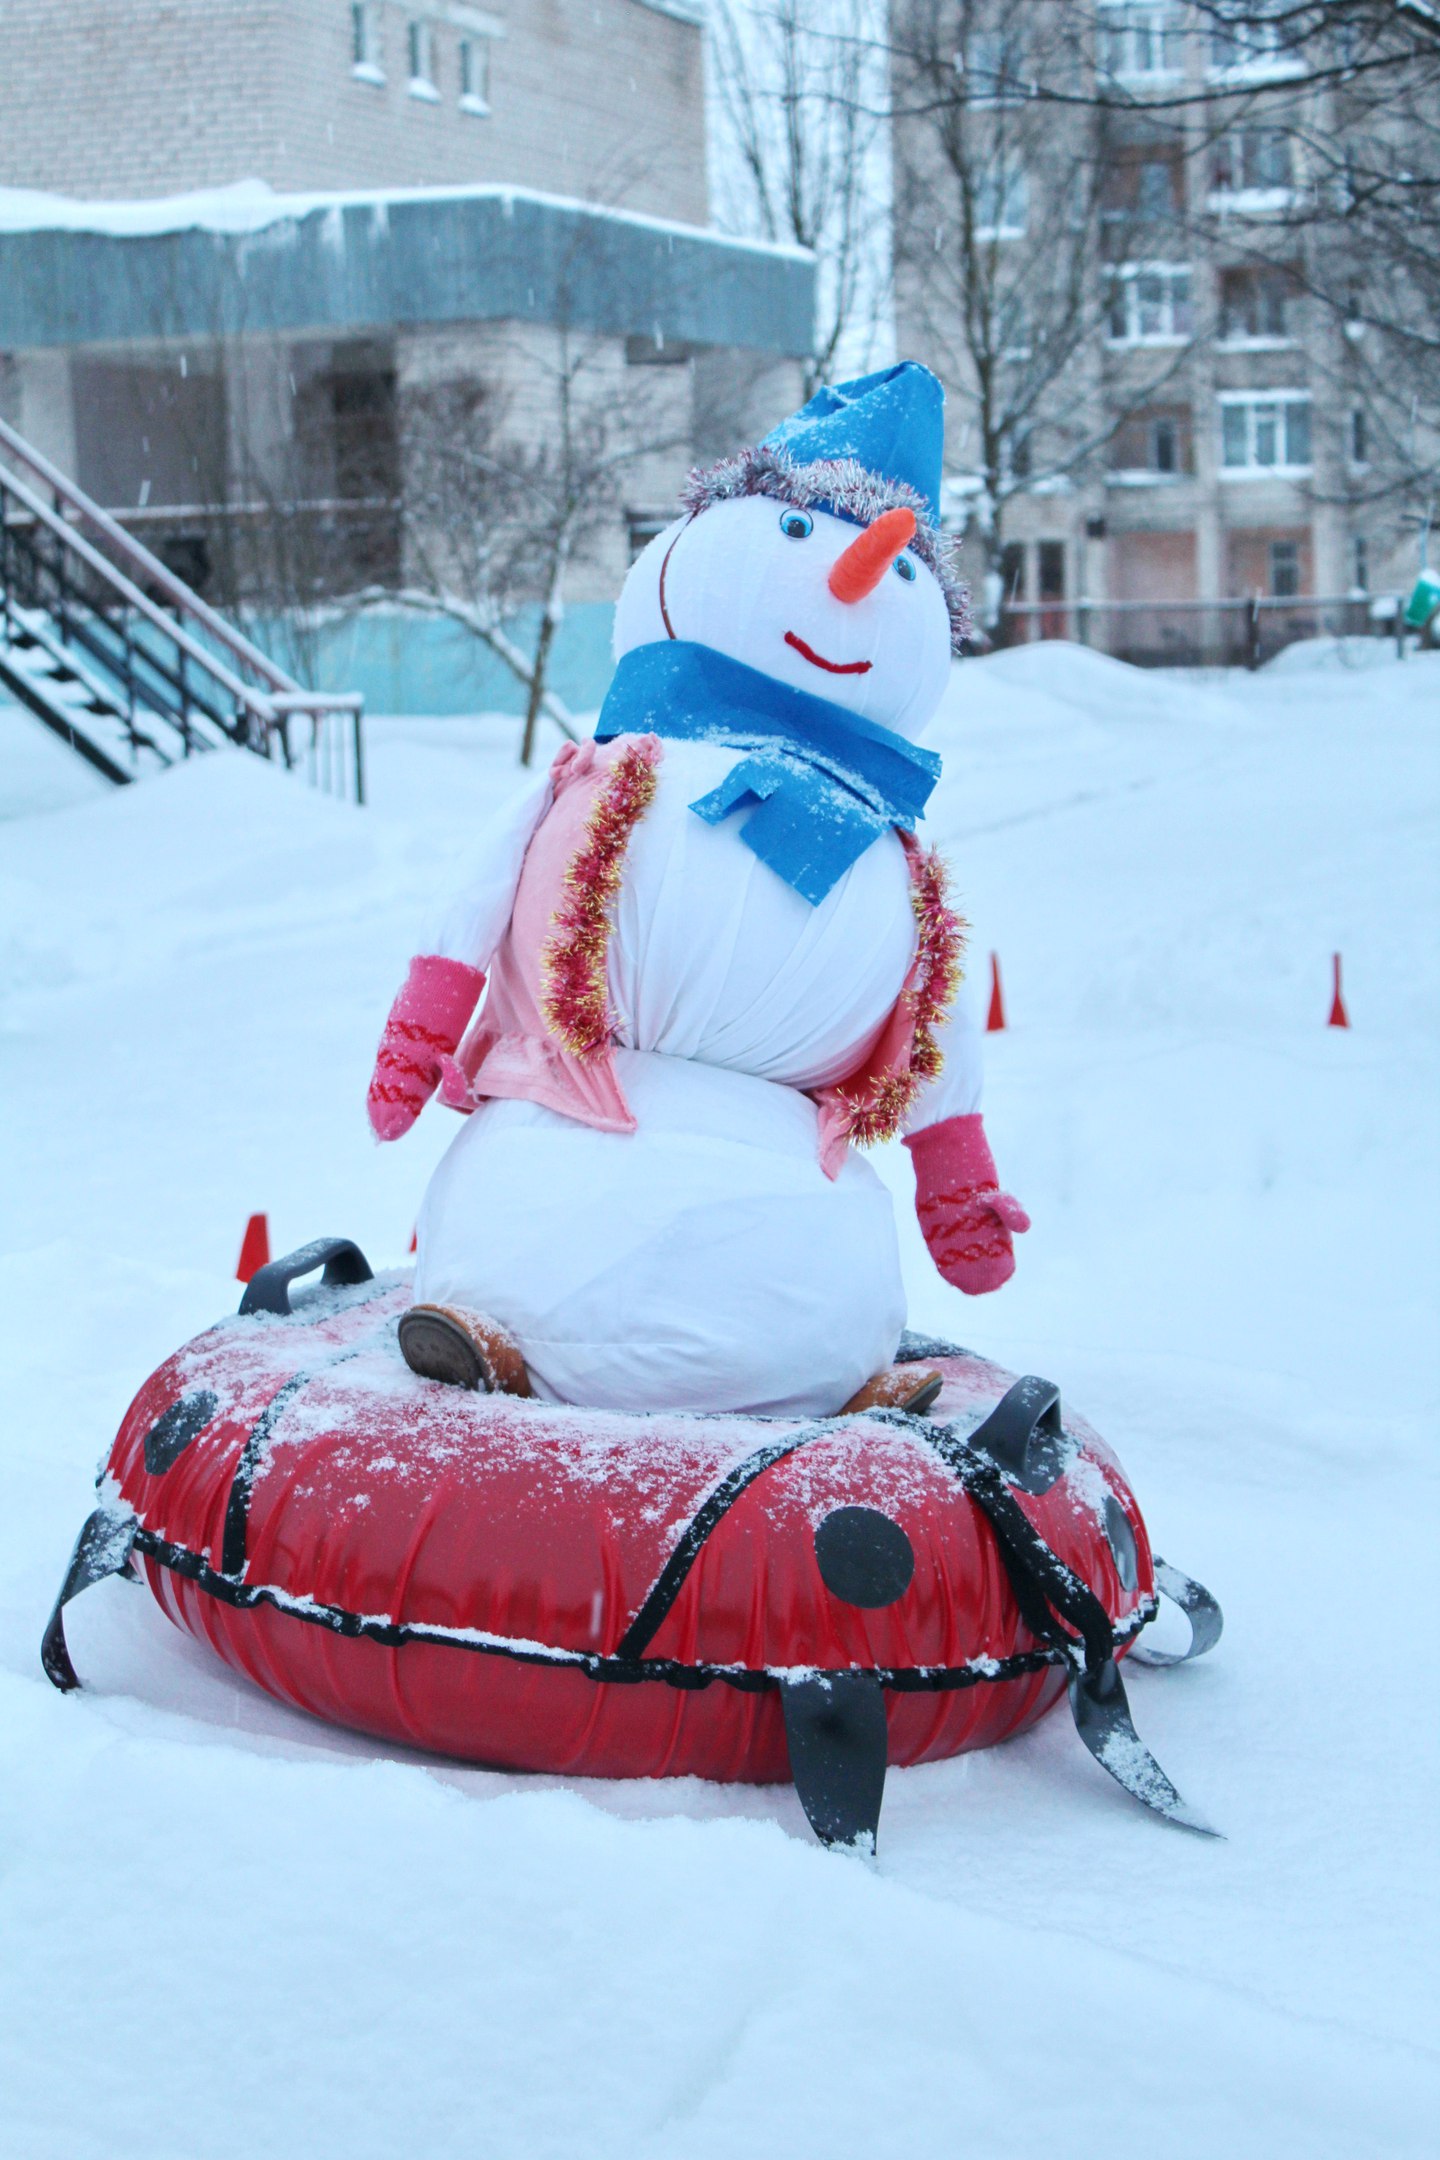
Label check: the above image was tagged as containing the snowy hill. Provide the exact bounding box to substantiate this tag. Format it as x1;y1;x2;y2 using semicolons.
2;645;1438;2156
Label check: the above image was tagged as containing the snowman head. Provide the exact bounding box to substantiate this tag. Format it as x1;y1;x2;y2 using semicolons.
613;363;971;744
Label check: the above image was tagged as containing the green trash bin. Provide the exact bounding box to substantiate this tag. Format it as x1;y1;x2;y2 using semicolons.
1403;567;1440;629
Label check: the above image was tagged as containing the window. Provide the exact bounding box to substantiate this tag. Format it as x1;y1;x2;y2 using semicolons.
1213;128;1295;198
295;348;401;505
1208;3;1304;80
1107;263;1193;343
1107;405;1191;479
1137;159;1177;219
1098;3;1182;81
962;29;1030;106
1269;539;1300;597
407;17;438;100
1352;534;1369;593
1000;541;1027;603
71;357;227;513
627;513;670;562
624;334;693;366
459;35;490;113
1218;266;1295;343
1037;540;1065;602
350;1;384;84
1219;393;1312;474
975;163;1028;238
998;297;1032;360
1350;406;1368;464
1104;152;1184;225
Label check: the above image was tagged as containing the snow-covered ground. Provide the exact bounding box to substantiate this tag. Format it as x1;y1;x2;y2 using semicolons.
2;641;1437;2157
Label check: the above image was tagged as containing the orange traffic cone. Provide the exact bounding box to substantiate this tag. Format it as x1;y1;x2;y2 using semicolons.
236;1212;271;1283
985;953;1006;1033
1328;952;1350;1028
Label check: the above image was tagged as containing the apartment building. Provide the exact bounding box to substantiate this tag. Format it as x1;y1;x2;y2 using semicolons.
0;0;709;222
893;1;1423;661
0;2;811;705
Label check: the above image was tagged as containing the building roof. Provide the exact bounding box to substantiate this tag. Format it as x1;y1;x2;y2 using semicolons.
0;182;814;356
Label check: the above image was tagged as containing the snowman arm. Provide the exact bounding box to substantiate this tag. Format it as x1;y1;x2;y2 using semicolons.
902;969;984;1135
368;770;555;1142
901;971;1030;1295
429;768;554;968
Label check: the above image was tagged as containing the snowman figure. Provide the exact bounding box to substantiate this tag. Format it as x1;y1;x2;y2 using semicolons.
367;363;1028;1417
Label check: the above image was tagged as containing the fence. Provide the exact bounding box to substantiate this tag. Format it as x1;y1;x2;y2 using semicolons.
0;416;366;801
995;593;1404;670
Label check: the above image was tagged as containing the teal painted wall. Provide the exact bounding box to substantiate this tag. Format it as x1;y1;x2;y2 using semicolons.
253;603;618;718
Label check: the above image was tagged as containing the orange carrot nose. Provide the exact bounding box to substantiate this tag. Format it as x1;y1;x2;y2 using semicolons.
827;506;917;604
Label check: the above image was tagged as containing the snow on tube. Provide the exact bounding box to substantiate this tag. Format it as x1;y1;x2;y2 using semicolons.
44;1239;1222;1849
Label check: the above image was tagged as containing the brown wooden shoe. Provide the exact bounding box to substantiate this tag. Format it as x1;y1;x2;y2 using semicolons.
841;1364;944;1417
398;1304;533;1396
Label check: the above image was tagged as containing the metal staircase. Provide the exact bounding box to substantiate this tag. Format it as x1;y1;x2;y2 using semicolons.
0;417;365;801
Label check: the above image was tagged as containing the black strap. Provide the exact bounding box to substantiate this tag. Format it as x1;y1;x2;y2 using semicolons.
918;1420;1116;1676
41;1505;140;1691
620;1399;1118;1676
1068;1660;1220;1837
1130;1558;1225;1666
780;1673;889;1852
911;1413;1220;1835
129;1523;1094;1691
615;1420;836;1661
220;1339;376;1578
220;1371;313;1578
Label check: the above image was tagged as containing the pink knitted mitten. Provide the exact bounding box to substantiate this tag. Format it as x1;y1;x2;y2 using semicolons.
904;1113;1030;1296
367;955;485;1141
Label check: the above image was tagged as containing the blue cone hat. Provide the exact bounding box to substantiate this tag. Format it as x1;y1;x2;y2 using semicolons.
761;362;946;528
681;359;970;650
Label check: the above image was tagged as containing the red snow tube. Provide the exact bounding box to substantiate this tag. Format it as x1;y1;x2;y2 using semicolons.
45;1240;1221;1846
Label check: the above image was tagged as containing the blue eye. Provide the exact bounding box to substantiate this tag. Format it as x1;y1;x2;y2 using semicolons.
893;553;917;582
779;508;813;540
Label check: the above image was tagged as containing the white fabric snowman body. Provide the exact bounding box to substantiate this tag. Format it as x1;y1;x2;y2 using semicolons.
366;364;1025;1414
410;488;980;1415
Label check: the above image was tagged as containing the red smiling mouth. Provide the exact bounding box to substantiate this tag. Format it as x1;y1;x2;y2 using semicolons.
784;631;872;676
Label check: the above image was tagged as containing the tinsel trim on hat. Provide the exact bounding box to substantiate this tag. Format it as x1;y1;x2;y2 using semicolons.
541;739;660;1061
681;443;973;653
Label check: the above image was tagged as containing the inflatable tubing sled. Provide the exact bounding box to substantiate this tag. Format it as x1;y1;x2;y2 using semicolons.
45;1238;1223;1851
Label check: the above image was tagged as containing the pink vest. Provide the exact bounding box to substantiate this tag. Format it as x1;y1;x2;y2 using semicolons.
443;736;964;1179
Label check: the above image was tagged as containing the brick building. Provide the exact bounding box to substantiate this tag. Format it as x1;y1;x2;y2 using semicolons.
0;1;812;707
892;1;1426;662
0;0;710;223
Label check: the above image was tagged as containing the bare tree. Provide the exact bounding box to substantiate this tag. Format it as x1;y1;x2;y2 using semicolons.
709;0;892;391
1081;5;1440;570
1191;4;1440;529
891;0;1204;614
885;1;1440;617
364;325;686;764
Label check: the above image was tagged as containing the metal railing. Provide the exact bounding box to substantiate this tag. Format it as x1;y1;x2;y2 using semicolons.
0;416;365;800
995;591;1405;670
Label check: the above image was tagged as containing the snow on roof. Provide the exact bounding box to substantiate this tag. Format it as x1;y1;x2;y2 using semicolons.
0;178;813;264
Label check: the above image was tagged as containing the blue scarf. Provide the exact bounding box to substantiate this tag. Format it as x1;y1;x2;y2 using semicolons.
593;641;941;905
